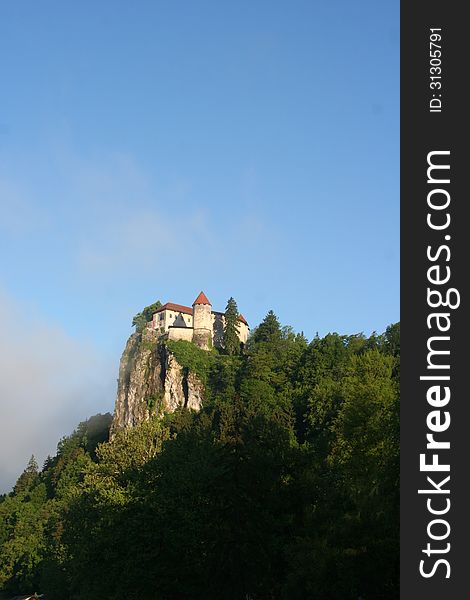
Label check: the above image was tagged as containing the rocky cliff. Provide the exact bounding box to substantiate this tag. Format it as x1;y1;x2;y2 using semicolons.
111;328;204;435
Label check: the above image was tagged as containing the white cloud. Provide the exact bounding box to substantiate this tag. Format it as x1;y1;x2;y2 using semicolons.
77;209;216;276
45;148;222;278
2;144;275;287
0;290;116;493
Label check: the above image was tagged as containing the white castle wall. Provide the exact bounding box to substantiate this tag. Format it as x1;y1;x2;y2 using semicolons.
168;327;194;342
193;303;212;332
150;296;250;350
153;309;193;333
238;321;249;344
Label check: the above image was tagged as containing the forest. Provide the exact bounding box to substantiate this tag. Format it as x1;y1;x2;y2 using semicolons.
0;310;399;599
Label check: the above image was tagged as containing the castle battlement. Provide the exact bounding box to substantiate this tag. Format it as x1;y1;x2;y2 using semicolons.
149;291;249;350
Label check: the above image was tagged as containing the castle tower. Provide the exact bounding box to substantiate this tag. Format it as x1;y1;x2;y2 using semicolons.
192;291;212;349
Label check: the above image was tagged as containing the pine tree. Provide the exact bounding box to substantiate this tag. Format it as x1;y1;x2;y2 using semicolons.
223;297;240;355
253;310;281;344
13;455;39;495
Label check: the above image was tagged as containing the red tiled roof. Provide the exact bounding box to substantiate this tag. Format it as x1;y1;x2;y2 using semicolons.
238;314;248;326
154;297;248;325
156;302;193;315
193;291;211;306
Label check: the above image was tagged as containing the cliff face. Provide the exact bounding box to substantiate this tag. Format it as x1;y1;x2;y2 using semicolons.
111;328;204;434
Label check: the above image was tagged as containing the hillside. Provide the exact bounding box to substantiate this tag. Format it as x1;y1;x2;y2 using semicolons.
111;328;205;433
0;311;400;600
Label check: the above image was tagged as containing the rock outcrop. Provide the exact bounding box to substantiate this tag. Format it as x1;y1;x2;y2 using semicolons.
111;328;204;435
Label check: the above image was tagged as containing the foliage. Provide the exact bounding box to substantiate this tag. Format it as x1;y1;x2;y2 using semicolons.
0;414;112;596
223;297;240;355
13;455;39;495
132;300;162;332
252;309;282;344
0;315;400;599
146;393;163;414
166;339;214;384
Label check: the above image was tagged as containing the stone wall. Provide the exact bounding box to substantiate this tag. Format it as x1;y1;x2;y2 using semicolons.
192;328;211;350
168;326;194;342
212;313;224;348
193;302;213;349
193;303;212;331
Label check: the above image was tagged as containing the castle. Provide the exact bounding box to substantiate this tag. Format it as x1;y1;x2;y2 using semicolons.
148;291;249;350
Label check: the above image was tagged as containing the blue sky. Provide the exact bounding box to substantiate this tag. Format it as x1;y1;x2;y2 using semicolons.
0;1;398;489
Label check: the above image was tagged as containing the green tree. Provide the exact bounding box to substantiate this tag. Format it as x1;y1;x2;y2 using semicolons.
13;455;39;495
223;297;240;355
291;348;399;599
132;300;162;332
252;310;281;344
0;320;400;600
0;474;48;594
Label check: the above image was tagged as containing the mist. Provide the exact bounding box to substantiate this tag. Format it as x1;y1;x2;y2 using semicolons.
0;290;116;494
